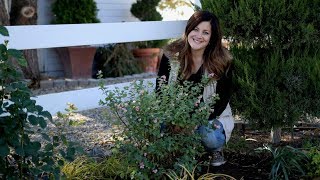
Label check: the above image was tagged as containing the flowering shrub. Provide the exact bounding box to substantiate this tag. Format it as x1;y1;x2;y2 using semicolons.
99;76;217;178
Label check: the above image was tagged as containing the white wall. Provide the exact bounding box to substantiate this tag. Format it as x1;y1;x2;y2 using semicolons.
96;0;139;23
37;0;64;77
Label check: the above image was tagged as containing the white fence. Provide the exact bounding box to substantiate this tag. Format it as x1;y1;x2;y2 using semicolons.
1;21;187;50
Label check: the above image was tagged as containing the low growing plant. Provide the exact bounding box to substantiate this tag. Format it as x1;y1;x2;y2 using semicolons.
306;146;320;178
62;152;137;179
258;145;310;180
99;75;217;178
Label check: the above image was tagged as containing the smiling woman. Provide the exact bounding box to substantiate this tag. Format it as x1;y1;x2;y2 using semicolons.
156;10;234;167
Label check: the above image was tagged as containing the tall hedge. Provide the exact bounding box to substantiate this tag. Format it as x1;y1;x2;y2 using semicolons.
201;0;320;131
202;0;319;51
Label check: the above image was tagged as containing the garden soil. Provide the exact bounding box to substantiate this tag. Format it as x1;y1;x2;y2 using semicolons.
199;126;320;180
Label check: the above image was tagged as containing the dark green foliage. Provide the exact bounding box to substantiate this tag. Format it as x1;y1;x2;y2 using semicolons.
307;147;320;177
93;44;143;78
0;26;82;179
202;0;319;52
52;0;100;24
258;145;310;180
130;0;168;48
0;26;50;178
231;48;320;129
202;0;320;130
131;0;162;21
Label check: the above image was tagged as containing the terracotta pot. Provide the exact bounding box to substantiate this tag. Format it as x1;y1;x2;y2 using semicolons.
56;46;97;79
132;48;160;73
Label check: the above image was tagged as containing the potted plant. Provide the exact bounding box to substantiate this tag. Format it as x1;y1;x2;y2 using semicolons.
91;43;143;78
51;0;100;78
130;0;168;73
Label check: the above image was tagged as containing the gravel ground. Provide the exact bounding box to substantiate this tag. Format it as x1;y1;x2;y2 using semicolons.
55;107;116;157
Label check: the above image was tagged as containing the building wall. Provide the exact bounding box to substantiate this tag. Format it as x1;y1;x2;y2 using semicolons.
37;0;138;78
96;0;138;23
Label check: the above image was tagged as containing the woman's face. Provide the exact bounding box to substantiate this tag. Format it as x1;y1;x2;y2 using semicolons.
187;21;212;52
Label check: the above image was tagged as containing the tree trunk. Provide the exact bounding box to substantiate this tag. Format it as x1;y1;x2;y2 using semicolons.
270;127;282;144
10;0;40;88
0;0;10;25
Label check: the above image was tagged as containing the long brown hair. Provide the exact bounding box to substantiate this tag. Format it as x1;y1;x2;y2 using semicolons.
165;10;232;80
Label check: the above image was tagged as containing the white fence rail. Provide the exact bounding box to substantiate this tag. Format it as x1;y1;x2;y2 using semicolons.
1;21;187;50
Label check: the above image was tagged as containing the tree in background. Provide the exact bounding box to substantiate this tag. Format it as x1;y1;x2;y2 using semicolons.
201;0;320;143
158;0;193;15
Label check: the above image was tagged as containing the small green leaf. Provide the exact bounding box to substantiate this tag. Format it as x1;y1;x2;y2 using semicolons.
0;143;10;157
58;160;64;166
67;147;76;156
7;49;27;67
39;111;52;121
35;105;44;112
0;26;9;36
15;146;25;156
41;133;51;142
0;44;6;52
53;136;59;142
28;115;39;125
25;142;41;155
60;135;67;145
38;117;47;128
59;149;66;158
44;144;53;151
41;164;52;172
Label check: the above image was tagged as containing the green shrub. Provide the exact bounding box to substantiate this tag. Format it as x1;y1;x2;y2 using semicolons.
130;0;168;48
99;76;216;178
92;44;143;78
131;0;162;21
307;147;320;178
0;26;50;178
201;0;319;51
0;26;82;179
52;0;100;24
231;48;320;130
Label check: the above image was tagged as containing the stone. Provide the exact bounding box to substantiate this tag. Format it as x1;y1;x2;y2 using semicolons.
40;80;54;89
53;79;65;88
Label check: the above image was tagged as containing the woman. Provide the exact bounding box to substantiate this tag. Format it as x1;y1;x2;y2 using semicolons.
156;10;234;166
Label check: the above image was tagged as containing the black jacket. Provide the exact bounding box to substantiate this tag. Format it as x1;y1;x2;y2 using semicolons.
156;55;233;120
